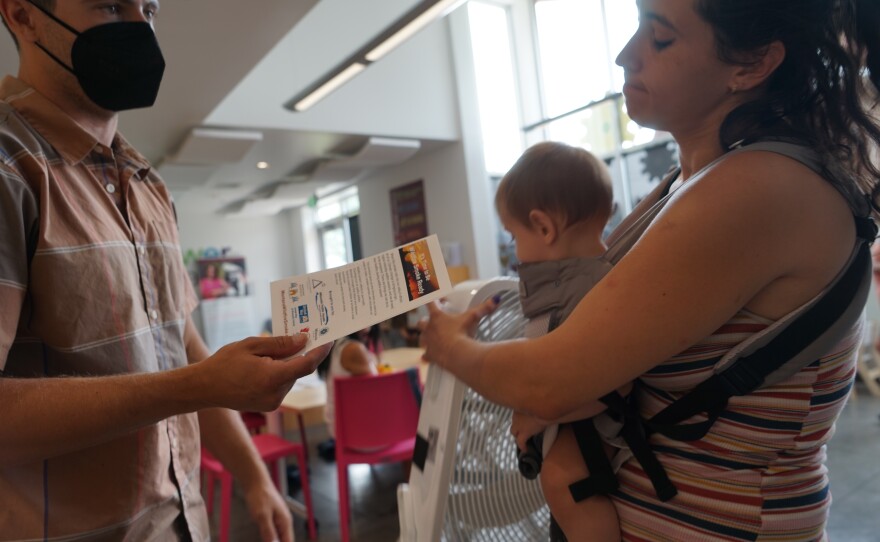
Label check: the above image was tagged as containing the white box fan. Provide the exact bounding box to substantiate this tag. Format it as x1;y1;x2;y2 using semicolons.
398;278;551;541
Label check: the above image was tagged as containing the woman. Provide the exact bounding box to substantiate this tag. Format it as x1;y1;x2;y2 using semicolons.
421;0;880;539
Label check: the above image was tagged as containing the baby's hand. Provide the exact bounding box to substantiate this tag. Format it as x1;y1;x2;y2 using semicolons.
510;412;548;452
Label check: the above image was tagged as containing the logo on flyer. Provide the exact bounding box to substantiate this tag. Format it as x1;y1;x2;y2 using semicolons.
315;292;330;325
297;305;309;323
288;283;300;303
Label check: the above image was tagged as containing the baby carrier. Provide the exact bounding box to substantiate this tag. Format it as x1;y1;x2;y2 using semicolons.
548;140;878;506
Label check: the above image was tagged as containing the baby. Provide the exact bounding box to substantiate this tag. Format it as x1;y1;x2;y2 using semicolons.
497;141;628;541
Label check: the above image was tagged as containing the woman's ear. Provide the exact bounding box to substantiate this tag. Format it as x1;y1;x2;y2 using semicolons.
728;40;786;93
528;209;558;245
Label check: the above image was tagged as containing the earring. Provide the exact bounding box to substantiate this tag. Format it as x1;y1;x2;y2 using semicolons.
728;84;739;94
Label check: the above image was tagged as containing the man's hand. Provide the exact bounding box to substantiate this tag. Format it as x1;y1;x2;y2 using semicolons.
243;479;295;542
195;335;332;412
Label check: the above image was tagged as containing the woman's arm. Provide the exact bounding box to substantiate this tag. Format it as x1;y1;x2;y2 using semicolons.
422;152;855;421
340;341;378;376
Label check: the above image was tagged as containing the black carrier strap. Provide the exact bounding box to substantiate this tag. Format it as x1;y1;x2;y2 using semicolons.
566;390;679;503
648;216;876;442
567;417;619;502
602;392;678;501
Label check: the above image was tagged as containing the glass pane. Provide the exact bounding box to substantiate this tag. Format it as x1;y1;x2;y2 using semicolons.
488;176;518;276
321;226;349;269
624;141;679;208
469;1;525;175
343;193;360;216
534;0;609;116
619;100;668;149
316;201;342;223
536;99;620;157
603;0;639;91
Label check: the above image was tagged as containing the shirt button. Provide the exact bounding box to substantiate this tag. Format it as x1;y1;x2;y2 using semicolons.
106;184;116;194
150;309;159;321
139;245;146;256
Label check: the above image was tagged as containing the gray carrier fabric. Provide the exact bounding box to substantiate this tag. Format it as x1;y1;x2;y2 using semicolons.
517;257;611;324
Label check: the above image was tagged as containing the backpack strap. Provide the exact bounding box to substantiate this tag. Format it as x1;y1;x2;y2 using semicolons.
601;391;678;501
567;416;620;501
647;214;875;441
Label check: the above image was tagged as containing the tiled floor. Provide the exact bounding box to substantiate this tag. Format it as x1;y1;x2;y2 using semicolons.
212;380;880;541
825;383;880;542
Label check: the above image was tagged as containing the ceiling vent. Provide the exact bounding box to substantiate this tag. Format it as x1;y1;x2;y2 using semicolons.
312;136;421;181
223;136;420;218
167;127;264;165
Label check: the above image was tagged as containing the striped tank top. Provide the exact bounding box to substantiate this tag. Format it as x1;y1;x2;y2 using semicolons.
612;309;861;541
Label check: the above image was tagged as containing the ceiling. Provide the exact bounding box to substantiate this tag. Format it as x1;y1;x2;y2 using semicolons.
0;0;460;214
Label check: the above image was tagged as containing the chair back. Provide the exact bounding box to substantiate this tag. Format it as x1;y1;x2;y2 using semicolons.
334;369;420;451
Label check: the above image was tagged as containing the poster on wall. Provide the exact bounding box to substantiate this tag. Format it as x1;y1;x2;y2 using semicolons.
390;179;428;246
196;257;249;300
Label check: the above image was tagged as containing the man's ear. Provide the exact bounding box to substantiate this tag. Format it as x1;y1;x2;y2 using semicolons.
0;0;39;45
528;209;558;245
728;40;786;93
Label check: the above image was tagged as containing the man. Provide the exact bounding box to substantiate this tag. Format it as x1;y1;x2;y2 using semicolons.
0;1;331;540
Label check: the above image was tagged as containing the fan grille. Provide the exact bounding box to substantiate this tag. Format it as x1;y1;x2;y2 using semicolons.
442;288;550;540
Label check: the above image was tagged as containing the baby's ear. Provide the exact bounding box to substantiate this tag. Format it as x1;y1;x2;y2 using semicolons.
528;209;558;244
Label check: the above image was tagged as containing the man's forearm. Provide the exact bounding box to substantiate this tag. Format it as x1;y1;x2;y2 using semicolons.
0;364;207;466
0;329;327;468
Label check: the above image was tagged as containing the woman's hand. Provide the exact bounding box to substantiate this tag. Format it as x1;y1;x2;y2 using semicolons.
510;412;549;452
419;297;499;368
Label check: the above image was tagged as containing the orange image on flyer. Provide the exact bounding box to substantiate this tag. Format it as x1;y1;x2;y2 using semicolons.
398;239;440;301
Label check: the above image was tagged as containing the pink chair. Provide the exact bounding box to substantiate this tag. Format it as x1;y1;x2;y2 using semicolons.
334;369;421;542
201;433;317;541
240;411;266;434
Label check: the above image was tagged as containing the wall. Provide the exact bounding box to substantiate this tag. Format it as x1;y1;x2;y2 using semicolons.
176;207;297;335
357;140;499;279
287;205;323;274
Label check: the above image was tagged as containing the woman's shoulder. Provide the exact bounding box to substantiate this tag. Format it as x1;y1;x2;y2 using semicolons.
668;148;856;318
680;149;854;224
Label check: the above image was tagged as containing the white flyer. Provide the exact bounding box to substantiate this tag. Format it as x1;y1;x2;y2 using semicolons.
271;235;452;349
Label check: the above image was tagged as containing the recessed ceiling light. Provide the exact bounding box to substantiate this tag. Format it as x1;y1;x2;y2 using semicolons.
256;161;270;169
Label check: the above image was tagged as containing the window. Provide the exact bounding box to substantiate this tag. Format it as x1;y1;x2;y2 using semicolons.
467;0;680;272
467;1;525;176
314;186;362;269
534;0;613;116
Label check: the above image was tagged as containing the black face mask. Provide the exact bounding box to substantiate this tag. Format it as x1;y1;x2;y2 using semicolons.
28;2;165;112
